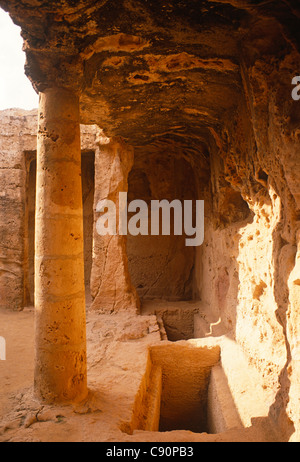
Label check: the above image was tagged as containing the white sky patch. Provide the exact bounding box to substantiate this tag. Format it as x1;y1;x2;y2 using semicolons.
0;8;38;110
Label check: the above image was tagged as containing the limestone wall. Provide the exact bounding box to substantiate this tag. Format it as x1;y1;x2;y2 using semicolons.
198;38;300;439
0;109;99;310
0;109;37;310
1;83;300;437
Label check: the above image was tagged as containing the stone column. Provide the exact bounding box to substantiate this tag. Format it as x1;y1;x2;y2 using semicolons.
34;88;87;403
90;136;140;314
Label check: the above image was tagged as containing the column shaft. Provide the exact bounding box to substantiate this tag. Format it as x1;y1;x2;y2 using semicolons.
34;88;87;403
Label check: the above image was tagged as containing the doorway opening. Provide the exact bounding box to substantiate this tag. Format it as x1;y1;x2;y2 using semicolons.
127;153;198;301
127;149;203;340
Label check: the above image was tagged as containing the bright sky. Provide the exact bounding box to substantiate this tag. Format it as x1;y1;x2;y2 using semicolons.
0;8;38;110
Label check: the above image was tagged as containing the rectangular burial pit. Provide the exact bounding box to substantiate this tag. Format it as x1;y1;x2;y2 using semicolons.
128;342;224;434
155;344;220;433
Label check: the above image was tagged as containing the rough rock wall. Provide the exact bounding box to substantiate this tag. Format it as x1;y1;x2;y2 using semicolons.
0;111;139;313
0;110;99;310
0;109;37;310
0;0;300;441
199;21;300;439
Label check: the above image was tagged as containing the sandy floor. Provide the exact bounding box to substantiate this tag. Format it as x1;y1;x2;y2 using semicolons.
0;307;277;442
0;307;161;442
0;308;35;417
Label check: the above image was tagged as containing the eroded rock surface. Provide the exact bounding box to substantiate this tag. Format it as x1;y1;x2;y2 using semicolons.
0;0;300;442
